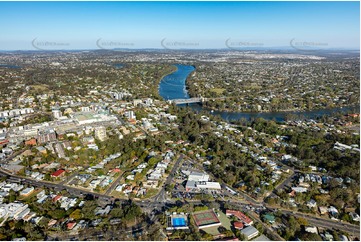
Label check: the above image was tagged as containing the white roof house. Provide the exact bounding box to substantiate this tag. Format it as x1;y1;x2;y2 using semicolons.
349;212;360;221
305;226;318;234
291;187;308;193
20;187;34;196
319;206;328;215
328;206;339;216
307;199;317;208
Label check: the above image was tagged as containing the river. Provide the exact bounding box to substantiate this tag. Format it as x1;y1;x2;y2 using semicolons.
158;64;359;122
0;64;21;69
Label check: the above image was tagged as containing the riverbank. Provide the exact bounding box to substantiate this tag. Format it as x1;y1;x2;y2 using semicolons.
159;64;195;101
159;64;360;122
200;102;360;114
157;65;178;100
184;66;349;114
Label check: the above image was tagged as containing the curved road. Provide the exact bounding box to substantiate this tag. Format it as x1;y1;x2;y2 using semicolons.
0;160;359;237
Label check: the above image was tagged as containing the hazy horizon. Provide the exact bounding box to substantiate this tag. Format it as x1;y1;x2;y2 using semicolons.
0;1;359;51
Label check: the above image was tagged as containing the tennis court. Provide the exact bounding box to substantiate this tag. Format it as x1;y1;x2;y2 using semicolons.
192;210;220;227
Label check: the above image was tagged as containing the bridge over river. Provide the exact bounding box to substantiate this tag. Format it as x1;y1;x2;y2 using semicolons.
171;97;230;105
171;97;203;105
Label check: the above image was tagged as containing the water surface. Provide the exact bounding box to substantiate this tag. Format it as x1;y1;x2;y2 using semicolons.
159;64;359;121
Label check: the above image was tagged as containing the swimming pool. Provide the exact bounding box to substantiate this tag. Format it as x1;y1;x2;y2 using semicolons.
172;217;186;227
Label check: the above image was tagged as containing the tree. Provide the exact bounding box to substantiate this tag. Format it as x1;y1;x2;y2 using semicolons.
110;208;124;218
296;217;308;226
298;232;323;241
81;200;98;220
224;230;234;238
7;190;17;203
200;230;213;241
70;209;82;220
48;209;66;219
254;222;264;234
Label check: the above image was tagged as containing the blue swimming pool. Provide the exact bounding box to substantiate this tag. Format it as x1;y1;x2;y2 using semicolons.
172;217;186;227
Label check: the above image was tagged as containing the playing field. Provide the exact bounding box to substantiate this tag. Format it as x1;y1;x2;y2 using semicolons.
192;210;220;227
202;211;232;235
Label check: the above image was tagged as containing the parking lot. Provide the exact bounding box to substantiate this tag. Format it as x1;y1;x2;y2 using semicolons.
171;188;228;201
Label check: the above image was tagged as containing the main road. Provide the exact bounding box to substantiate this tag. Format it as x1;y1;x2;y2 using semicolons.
153;154;184;203
0;159;359;237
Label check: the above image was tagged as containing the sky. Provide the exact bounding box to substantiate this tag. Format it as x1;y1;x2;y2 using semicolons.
0;1;359;50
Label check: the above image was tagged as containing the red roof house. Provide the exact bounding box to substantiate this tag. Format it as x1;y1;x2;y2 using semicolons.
226;210;253;225
233;221;244;230
67;222;76;230
25;138;37;146
0;139;9;145
51;169;65;177
52;194;62;202
112;168;121;173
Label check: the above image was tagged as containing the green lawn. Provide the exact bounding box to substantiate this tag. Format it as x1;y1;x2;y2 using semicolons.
141;188;158;199
210;88;225;95
202;211;232;235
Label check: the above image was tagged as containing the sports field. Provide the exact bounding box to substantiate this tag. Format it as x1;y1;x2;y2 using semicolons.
202;211;232;235
192;210;220;227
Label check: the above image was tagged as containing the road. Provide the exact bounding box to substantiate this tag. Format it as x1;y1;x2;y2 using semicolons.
153;154;184;203
273;170;296;191
263;170;297;202
0;147;28;165
105;173;123;195
1;156;359;238
226;198;360;236
247;210;285;241
0;168;115;201
59;172;78;185
284;211;360;236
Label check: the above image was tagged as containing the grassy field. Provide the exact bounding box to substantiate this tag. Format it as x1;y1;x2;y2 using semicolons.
18;188;42;202
201;211;232;235
31;84;49;91
110;190;128;199
210;88;226;95
142;188;158;199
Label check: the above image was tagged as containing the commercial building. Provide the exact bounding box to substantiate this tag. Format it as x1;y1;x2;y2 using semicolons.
124;110;136;120
188;172;209;182
37;130;57;144
72;111;117;125
54;143;66;158
95;126;107;141
241;225;259;240
52;110;62;119
185;181;221;192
